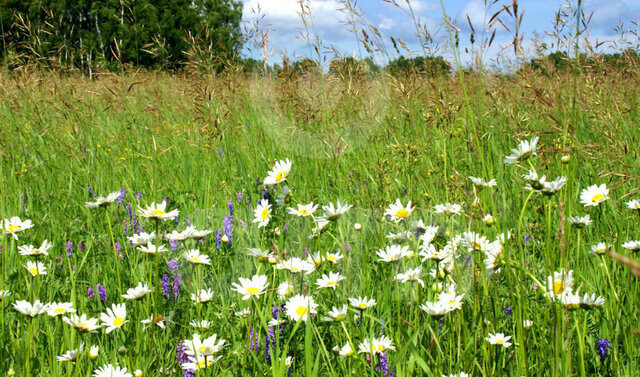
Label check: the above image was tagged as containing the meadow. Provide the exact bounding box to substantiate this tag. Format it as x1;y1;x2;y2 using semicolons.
0;57;639;377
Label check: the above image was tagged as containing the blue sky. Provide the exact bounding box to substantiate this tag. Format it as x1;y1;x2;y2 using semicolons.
239;0;640;67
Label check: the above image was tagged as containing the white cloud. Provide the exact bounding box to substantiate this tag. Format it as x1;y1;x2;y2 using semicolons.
583;0;636;28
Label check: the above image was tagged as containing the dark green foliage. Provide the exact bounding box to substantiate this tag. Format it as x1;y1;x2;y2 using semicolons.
0;0;243;70
523;50;639;76
385;55;451;78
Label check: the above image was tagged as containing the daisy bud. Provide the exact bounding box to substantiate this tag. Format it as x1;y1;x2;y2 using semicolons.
561;155;570;164
431;282;443;292
221;234;229;243
484;214;496;227
117;346;128;355
7;369;15;376
354;223;362;231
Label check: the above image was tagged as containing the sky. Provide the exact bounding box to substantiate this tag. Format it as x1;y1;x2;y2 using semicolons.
239;0;640;68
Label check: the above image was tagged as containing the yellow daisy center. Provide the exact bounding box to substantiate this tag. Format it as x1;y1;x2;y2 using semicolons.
495;339;505;344
113;317;125;326
198;346;214;355
636;203;640;209
298;209;309;215
261;208;269;220
7;225;20;233
80;322;88;329
448;300;456;306
395;209;409;218
296;306;308;316
553;281;565;294
29;268;38;275
197;359;213;369
290;267;299;272
471;242;483;250
247;287;259;295
152;209;165;215
153;316;165;323
54;308;66;314
327;281;336;286
591;194;605;203
334;314;346;321
275;171;286;182
327;256;336;261
192;257;201;263
359;303;367;309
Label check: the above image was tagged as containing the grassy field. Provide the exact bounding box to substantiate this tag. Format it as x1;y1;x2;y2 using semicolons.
0;64;639;377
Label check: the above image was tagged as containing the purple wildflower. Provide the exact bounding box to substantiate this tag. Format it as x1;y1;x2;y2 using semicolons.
162;274;171;299
228;200;234;216
597;338;611;362
376;352;394;377
173;274;181;301
506;305;513;316
118;188;126;205
115;242;121;257
249;328;260;352
186;216;191;227
344;242;350;252
66;241;73;257
236;192;243;203
167;259;179;273
169;239;178;252
215;229;222;250
87;285;94;299
223;216;233;246
136;191;142;200
97;284;107;302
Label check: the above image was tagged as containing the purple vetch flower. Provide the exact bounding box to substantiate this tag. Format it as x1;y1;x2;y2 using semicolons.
506;305;513;316
236;192;243;203
304;247;309;258
118;188;126;205
87;285;94;299
162;274;171;300
123;222;130;234
167;259;179;273
215;229;222;250
344;242;350;252
169;239;178;252
79;241;86;252
174;216;179;227
438;316;444;334
228;200;234;216
523;235;532;245
173;274;181;301
97;284;107;302
176;340;195;377
66;241;73;257
262;186;268;200
240;220;246;229
115;242;121;257
223;216;233;246
283;223;288;232
597;338;611;362
249;328;260;352
136;191;142;200
376;352;394;377
186;216;191;227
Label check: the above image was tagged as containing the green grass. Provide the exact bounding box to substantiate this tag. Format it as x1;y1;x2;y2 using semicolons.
0;67;639;376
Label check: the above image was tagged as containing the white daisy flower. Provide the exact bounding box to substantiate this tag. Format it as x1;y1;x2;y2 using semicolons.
181;354;222;371
434;203;463;216
590;242;609;256
384;198;413;222
25;261;47;276
127;232;156;246
321;200;353;221
333;342;354;357
622;240;640;252
277;257;315;274
580;184;609;207
92;364;132;377
141;314;172;329
579;293;605;309
469;176;497;188
546;269;574;297
419;244;452;262
348;296;376;310
522;169;546;190
100;303;128;333
284;294;317;322
18;239;53;256
247;248;277;263
86;191;120;208
137;242;167;255
4;216;34;240
324;251;343;263
386;230;415;242
231;274;269;300
358;336;395;355
64;314;101;333
184;333;226;358
88;345;100;359
263;158;292;185
190;319;212;330
234;308;251;318
626;199;640;211
419;300;451;318
315;272;345;290
376;244;413;262
288;202;318;217
523;320;533;329
277;281;295;299
57;344;83;362
138;201;179;221
485;333;512;347
309;217;331;238
394;266;425;287
323;305;348;322
47;302;76;317
276;185;291;207
541;176;567;196
570;215;592;228
121;282;151;300
184;249;211;265
253;199;272;228
191;288;214;303
13;300;49;317
504;136;539;165
0;290;11;301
